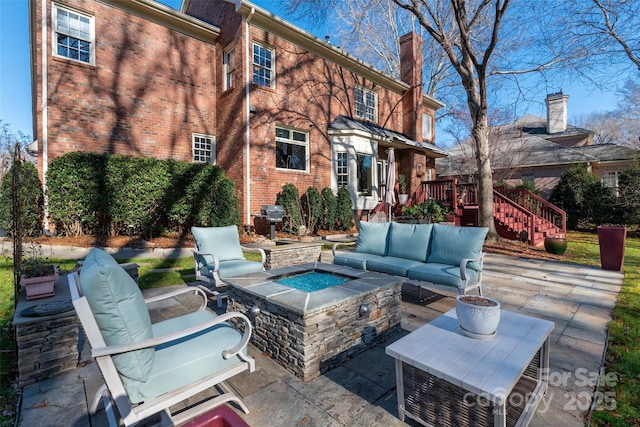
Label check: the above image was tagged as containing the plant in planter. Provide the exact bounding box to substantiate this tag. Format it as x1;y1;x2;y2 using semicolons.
400;199;448;223
456;295;501;339
20;257;59;300
397;174;409;204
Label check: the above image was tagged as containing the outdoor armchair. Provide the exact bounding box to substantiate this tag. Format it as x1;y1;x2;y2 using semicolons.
192;225;266;307
69;248;255;427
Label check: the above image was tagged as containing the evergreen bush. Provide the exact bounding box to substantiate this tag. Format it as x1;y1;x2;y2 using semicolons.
276;183;303;233
302;187;323;233
335;187;354;230
321;187;337;231
401;199;448;223
617;166;640;226
549;165;601;229
0;161;43;236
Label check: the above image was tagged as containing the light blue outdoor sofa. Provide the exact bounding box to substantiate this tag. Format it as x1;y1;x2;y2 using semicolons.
332;222;489;295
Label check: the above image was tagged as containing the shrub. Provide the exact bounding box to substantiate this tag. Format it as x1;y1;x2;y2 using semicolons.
618;166;640;226
401;199;448;223
0;161;43;236
335;187;354;230
46;152;239;237
321;187;337;231
276;184;303;233
302;187;323;233
549;165;602;229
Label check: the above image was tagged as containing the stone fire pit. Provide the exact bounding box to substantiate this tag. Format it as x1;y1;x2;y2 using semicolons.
226;263;402;381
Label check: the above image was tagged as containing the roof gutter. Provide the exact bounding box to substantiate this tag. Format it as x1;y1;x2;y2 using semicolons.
233;0;444;110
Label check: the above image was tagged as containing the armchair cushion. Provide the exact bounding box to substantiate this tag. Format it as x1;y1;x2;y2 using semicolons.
123;310;246;404
79;249;154;382
200;259;264;280
387;222;433;262
427;224;488;271
355;222;390;256
192;226;245;264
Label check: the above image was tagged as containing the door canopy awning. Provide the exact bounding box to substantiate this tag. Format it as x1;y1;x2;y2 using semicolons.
328;115;447;158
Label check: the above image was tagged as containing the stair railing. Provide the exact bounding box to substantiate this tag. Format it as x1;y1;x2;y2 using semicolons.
494;186;566;235
493;190;537;244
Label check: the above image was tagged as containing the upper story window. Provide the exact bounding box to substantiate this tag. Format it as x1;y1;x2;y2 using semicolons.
192;133;215;164
252;43;274;88
275;127;308;171
355;86;377;122
422;112;433;140
223;48;235;90
53;4;94;65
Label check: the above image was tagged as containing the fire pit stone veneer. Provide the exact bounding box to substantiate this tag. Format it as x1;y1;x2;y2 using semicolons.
226;263;402;382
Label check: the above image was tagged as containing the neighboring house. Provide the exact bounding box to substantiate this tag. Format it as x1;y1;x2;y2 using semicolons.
437;93;638;198
28;0;446;230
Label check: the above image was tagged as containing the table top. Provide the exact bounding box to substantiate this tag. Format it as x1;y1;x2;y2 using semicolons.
386;309;553;404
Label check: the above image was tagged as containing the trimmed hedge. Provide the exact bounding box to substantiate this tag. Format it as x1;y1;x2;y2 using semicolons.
46;152;239;238
0;161;43;236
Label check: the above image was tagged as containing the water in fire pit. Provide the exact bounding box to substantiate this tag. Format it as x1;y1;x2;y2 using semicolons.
275;271;349;292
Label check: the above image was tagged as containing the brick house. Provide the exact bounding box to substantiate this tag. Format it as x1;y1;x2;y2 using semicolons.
437;93;639;198
29;0;446;230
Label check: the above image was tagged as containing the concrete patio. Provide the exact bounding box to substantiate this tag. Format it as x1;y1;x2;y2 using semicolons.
16;251;623;426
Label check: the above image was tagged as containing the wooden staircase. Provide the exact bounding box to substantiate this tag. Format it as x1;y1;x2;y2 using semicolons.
379;179;566;247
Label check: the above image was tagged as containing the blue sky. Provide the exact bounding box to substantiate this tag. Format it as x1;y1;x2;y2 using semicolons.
0;0;621;141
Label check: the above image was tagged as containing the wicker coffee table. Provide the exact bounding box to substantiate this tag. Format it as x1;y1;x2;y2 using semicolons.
386;309;553;427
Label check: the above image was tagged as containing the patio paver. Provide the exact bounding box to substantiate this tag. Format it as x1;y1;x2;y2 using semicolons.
15;251;624;427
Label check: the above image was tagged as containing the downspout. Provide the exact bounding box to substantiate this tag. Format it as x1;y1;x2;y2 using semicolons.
41;0;49;231
244;7;255;228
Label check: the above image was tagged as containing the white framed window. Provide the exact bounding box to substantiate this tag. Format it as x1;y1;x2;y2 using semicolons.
53;4;94;65
275;127;308;171
252;43;274;88
602;171;620;196
422;112;433;140
355;86;377;122
223;48;235;90
192;134;215;164
357;153;373;196
336;152;348;188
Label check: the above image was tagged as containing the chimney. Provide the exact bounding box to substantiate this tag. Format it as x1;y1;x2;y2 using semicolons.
399;32;423;141
545;92;569;134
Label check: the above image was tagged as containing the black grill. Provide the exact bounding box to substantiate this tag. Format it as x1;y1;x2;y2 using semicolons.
261;205;285;222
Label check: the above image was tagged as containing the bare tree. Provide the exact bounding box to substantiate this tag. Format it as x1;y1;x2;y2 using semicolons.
0;120;31;182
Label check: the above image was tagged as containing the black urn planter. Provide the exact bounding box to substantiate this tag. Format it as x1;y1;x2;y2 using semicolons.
544;236;568;255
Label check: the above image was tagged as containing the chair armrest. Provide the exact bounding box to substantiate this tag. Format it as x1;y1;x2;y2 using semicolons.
332;241;356;256
459;252;486;281
193;249;220;273
144;285;211;311
240;245;266;266
91;311;252;360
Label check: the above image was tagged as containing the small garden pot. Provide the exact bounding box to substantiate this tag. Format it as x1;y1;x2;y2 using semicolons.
544;236;568;255
456;295;501;338
21;267;59;300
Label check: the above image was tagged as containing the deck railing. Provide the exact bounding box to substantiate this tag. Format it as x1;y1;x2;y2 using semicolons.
494;186;566;234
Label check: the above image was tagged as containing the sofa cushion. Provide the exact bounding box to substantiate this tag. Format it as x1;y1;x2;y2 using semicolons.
79;249;154;382
123;310;246;403
192;226;245;264
355;222;390;256
333;252;380;270
387;222;433;262
427;224;488;271
366;256;425;276
407;262;479;289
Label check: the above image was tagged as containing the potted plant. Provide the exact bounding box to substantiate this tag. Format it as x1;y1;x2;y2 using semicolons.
544;234;568;255
456;295;501;339
597;225;626;271
397;174;409;204
20;258;59;300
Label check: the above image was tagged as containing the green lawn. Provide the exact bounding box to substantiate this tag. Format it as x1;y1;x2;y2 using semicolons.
0;236;638;426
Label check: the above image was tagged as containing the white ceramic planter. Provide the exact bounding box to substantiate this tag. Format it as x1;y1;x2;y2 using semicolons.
456;295;501;337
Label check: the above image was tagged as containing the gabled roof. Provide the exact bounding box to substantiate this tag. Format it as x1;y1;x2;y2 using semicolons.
437;115;637;176
329;116;447;157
